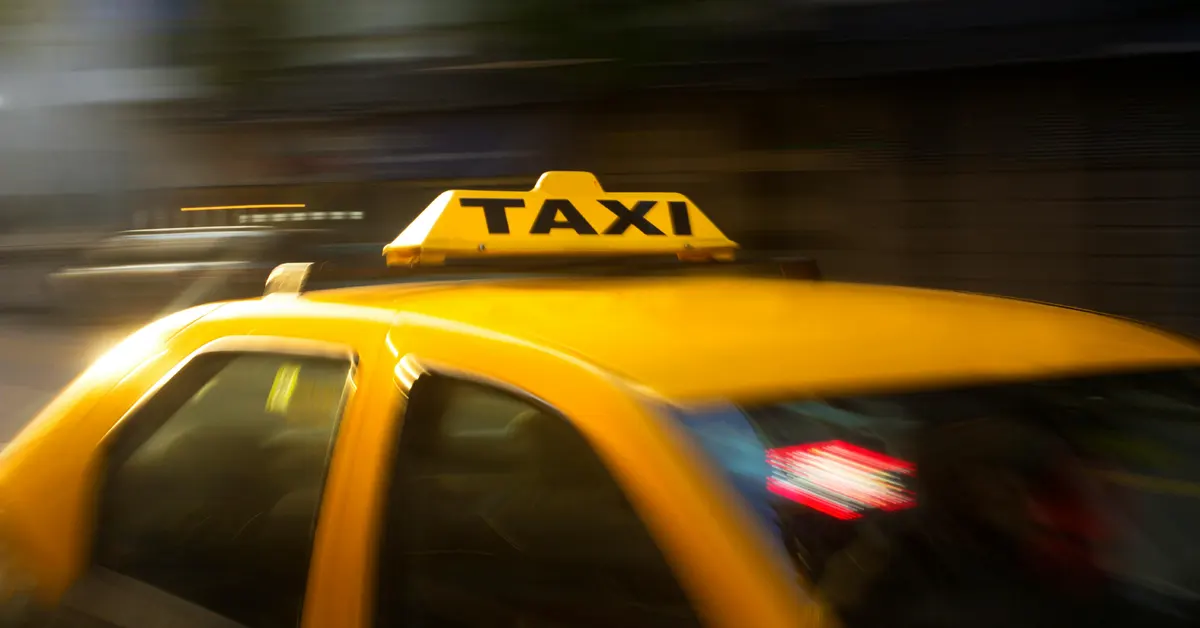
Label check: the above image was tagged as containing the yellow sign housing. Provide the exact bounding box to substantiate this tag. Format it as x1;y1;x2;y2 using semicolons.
382;171;739;266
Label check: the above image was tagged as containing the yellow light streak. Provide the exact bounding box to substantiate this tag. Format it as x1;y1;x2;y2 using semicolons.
180;204;307;212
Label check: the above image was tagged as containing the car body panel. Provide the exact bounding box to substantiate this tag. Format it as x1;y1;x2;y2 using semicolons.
2;272;1199;627
0;300;393;607
306;277;1200;401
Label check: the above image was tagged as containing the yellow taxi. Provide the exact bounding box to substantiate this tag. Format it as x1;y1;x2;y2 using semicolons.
3;171;1200;628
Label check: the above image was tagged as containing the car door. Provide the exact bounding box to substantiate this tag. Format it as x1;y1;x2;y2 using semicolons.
22;317;391;628
338;321;811;628
374;369;704;627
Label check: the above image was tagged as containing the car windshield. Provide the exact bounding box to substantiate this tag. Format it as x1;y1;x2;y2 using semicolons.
672;367;1200;628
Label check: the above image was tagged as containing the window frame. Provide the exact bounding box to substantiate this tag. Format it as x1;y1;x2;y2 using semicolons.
392;354;552;409
377;354;706;627
65;335;360;628
98;335;357;449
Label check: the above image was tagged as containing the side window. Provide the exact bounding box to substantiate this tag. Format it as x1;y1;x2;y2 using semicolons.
95;351;353;628
376;376;703;628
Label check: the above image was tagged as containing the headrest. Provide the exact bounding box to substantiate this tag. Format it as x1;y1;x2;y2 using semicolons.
506;410;613;488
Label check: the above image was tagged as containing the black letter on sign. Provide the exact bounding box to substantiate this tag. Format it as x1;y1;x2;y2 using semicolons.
599;200;664;235
668;201;693;236
530;200;598;235
461;198;524;235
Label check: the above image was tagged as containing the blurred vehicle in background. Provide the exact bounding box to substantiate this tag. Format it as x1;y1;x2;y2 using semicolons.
45;226;385;322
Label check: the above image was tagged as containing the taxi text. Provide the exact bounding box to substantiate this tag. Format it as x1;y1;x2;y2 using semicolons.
460;198;694;236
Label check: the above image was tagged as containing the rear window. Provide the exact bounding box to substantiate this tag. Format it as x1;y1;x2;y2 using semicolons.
673;367;1200;627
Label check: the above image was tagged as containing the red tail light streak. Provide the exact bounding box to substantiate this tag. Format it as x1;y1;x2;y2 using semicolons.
766;440;916;520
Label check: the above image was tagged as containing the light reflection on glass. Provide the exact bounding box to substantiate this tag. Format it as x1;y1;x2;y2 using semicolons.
766;440;916;520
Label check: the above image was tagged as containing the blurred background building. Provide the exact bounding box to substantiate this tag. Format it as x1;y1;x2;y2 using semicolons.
2;0;1200;330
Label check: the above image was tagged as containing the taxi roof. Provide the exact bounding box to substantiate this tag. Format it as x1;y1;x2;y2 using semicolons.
242;171;1200;402
298;276;1200;402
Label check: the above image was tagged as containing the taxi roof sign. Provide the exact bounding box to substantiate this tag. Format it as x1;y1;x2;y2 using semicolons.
383;171;739;267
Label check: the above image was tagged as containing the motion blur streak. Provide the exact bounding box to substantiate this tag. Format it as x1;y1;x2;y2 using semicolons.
766;441;916;520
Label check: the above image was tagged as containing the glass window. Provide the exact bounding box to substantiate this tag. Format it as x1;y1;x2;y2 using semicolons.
376;376;702;628
673;367;1200;628
95;351;353;628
